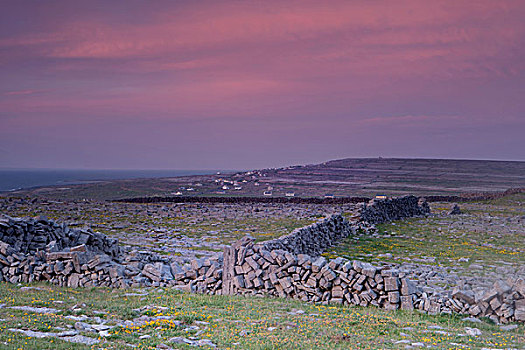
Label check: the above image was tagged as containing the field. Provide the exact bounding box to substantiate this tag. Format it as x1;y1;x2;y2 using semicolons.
331;193;525;285
4;158;525;201
0;282;524;350
0;158;524;349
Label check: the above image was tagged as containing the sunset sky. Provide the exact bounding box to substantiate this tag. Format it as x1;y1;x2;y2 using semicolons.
1;0;524;169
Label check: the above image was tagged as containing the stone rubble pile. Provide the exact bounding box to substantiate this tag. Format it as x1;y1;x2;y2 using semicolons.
0;215;222;290
451;279;525;323
0;215;120;258
360;195;430;224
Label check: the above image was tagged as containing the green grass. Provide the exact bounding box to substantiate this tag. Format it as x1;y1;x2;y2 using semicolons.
331;194;524;278
0;283;523;349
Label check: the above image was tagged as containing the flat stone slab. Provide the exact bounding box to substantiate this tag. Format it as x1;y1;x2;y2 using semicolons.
9;328;99;345
8;306;58;314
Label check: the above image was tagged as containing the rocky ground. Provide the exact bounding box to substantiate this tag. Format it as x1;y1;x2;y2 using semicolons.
0;193;523;349
0;198;358;262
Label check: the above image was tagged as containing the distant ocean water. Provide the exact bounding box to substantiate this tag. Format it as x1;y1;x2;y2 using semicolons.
0;169;225;192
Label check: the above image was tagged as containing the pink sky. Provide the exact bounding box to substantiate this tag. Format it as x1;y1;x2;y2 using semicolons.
1;0;524;169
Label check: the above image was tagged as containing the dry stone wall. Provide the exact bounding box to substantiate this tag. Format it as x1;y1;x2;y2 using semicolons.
220;236;525;324
257;214;355;256
360;195;430;224
1;194;524;324
222;236;419;311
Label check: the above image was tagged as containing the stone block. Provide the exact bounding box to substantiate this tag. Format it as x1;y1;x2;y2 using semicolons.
361;263;377;278
400;295;414;310
490;297;502;310
233;275;245;289
332;286;344;299
388;291;400;304
384;303;398;310
312;257;326;273
384;277;399;292
401;278;417;296
452;288;475;304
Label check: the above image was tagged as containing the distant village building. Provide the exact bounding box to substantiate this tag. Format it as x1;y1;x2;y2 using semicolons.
172;191;183;196
254;182;260;186
324;194;335;198
222;185;230;190
285;192;295;197
234;186;242;190
375;195;388;200
263;191;272;196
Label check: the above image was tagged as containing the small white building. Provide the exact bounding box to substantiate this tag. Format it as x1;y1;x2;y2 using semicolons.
263;191;272;196
222;185;230;190
324;194;335;198
285;192;295;197
234;186;242;190
172;191;183;196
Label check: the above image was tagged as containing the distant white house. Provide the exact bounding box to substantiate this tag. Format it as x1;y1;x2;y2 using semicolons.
222;185;230;190
172;191;183;196
375;195;388;200
324;194;335;198
254;182;260;186
263;191;272;196
234;186;242;190
186;188;194;191
285;192;295;197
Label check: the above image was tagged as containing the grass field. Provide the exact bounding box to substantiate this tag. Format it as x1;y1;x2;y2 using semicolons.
0;283;523;350
330;194;525;280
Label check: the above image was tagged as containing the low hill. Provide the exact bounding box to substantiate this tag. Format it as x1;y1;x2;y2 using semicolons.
3;158;524;201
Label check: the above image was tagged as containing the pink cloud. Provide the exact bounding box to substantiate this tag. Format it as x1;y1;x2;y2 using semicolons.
4;90;38;96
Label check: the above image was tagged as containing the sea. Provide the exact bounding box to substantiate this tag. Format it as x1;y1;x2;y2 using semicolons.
0;169;225;192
